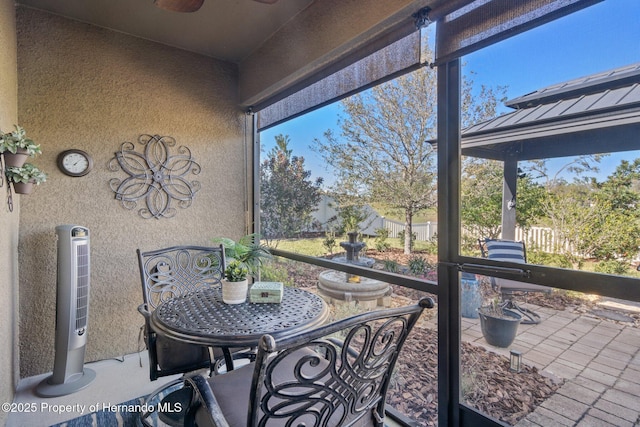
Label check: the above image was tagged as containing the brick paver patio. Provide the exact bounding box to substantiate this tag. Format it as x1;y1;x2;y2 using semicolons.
462;303;640;426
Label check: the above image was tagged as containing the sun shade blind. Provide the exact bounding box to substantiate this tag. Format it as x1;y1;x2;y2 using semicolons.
257;31;423;132
435;0;601;65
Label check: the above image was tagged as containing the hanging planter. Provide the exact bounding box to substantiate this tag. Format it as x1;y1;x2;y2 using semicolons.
3;148;30;168
12;181;34;195
0;125;41;165
5;163;47;195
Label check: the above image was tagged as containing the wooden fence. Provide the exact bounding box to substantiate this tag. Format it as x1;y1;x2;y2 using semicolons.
383;220;570;254
312;197;568;253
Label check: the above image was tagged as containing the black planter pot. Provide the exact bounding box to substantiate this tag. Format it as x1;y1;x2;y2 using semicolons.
478;307;522;348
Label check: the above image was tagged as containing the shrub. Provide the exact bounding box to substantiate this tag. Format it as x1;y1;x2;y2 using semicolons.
408;255;429;276
259;261;294;287
423;233;438;255
322;231;337;254
526;251;573;268
383;259;399;273
594;260;629;275
398;230;417;248
373;227;390;252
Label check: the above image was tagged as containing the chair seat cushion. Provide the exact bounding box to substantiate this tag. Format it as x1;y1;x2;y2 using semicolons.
203;360;254;426
496;278;551;293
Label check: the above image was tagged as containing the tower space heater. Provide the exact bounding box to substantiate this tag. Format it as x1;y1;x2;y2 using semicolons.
36;225;95;397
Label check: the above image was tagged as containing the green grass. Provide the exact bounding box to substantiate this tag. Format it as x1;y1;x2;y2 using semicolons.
267;235;437;257
268;238;328;256
267;236;640;279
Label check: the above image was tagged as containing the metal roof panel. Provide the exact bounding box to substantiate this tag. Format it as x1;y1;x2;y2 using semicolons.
505;63;640;108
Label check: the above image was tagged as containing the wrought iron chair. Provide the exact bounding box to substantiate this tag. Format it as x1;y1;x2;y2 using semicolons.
174;297;435;427
137;245;248;426
479;238;551;324
137;245;227;381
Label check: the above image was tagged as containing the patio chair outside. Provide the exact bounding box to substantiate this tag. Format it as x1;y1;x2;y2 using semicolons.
479;238;551;324
176;297;435;427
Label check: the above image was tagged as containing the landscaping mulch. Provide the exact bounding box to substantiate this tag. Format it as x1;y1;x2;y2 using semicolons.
271;247;639;425
388;325;562;426
270;255;563;426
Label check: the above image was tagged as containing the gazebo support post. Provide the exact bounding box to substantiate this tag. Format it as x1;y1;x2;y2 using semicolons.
502;155;518;240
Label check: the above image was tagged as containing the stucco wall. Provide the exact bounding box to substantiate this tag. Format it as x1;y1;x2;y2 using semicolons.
17;7;247;378
0;1;19;425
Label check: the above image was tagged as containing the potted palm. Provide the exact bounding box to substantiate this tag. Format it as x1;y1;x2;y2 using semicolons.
222;260;249;304
213;234;272;304
0;125;42;167
478;298;522;348
5;163;47;194
212;233;272;278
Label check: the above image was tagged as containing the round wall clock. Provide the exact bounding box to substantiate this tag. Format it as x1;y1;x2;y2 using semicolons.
57;149;93;177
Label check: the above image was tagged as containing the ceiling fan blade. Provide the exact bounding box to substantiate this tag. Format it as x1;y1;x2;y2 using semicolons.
154;0;205;13
253;0;279;3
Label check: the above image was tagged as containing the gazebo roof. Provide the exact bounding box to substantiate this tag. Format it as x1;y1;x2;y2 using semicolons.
461;63;640;161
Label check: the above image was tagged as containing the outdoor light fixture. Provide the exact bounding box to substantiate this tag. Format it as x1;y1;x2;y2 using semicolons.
509;350;522;373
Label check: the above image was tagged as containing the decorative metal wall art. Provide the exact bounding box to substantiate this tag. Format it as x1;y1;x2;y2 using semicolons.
109;134;201;219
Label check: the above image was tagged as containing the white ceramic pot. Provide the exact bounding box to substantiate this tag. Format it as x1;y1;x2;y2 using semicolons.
221;279;248;304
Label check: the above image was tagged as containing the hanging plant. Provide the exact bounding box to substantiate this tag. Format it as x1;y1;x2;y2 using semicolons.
0;125;41;155
0;125;42;168
5;163;47;184
5;163;47;195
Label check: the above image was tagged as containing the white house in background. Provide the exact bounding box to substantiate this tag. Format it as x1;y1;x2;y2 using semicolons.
311;194;438;240
311;194;384;236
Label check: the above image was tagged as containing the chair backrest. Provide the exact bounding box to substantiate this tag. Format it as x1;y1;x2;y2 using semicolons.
480;239;526;264
137;245;226;310
248;297;435;427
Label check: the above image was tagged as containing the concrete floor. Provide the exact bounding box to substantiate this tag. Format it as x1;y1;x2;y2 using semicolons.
6;352;180;427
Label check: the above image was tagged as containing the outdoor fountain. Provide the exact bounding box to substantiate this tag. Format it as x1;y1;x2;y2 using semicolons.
317;232;391;309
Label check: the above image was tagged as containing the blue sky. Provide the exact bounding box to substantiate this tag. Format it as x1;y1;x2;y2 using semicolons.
261;0;640;185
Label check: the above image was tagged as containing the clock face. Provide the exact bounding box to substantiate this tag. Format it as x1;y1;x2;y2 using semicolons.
57;150;93;177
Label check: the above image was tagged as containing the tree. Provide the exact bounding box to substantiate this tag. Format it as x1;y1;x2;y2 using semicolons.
315;43;505;254
525;156;604;256
578;159;640;260
523;156;640;263
461;158;545;243
260;134;323;241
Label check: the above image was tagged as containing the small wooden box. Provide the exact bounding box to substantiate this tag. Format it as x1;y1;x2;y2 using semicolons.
249;282;284;304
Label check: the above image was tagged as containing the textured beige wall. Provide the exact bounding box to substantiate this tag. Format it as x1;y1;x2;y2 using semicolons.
0;1;19;424
17;7;247;378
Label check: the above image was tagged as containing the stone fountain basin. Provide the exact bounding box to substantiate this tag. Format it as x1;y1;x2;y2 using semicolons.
318;270;391;302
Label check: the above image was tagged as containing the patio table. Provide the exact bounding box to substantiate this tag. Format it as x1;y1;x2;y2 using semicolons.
150;286;329;369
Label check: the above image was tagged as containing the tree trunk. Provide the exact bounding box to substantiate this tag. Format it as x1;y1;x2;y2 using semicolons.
404;210;413;255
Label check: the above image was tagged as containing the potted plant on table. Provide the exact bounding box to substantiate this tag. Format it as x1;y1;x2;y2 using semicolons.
5;163;47;194
212;233;272;277
213;234;272;304
0;125;42;167
222;260;250;304
478;298;522;348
